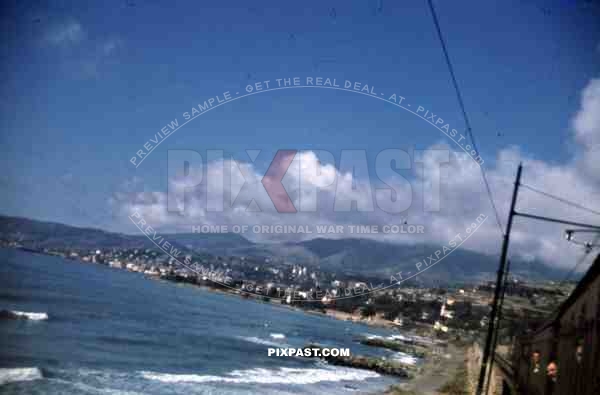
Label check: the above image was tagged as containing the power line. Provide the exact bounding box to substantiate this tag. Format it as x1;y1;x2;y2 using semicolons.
559;233;600;284
520;183;600;217
425;0;504;237
514;211;600;230
476;163;522;395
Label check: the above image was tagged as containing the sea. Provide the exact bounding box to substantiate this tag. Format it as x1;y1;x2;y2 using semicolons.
0;248;417;394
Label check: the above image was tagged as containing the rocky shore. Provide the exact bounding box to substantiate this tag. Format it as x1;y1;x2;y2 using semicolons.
359;337;428;358
304;344;414;378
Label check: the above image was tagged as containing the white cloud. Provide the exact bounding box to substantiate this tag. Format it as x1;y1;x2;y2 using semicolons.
572;78;600;181
113;78;600;268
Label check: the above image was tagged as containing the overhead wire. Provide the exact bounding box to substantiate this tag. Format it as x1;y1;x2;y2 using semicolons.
520;183;600;217
559;233;600;284
425;0;505;237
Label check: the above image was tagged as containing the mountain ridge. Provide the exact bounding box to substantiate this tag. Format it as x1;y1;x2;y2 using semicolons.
0;215;572;284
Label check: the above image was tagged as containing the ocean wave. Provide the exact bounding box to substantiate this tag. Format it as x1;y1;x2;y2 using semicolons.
367;333;412;343
364;332;431;346
269;333;286;339
9;311;49;320
362;333;383;340
46;377;144;395
387;334;409;341
42;368;146;394
388;351;419;366
236;336;285;347
390;333;435;345
140;365;379;385
0;367;43;385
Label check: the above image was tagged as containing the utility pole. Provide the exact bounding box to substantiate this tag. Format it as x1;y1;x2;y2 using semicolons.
484;259;511;394
476;164;522;395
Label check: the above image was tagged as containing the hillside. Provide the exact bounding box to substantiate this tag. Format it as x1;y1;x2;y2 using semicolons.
0;215;570;284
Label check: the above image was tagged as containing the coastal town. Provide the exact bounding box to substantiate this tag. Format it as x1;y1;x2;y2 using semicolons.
1;237;572;338
0;224;588;395
0;211;584;395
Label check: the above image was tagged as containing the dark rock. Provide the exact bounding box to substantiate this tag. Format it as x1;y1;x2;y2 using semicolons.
303;344;411;378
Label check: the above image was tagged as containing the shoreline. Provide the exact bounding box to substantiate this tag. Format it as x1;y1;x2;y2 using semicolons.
156;275;407;332
4;247;448;394
0;248;418;395
5;245;421;333
167;279;447;393
7;249;442;394
4;243;405;334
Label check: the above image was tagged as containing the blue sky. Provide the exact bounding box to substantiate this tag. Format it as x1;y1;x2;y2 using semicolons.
1;0;600;265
